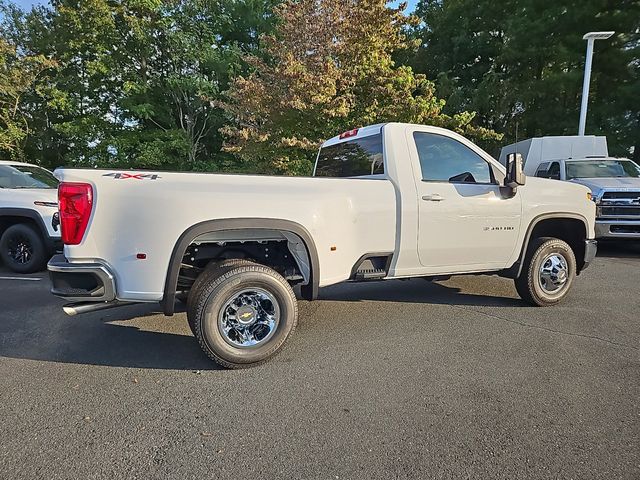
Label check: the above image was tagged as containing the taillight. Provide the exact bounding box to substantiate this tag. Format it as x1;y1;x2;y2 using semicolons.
58;182;93;245
339;128;359;139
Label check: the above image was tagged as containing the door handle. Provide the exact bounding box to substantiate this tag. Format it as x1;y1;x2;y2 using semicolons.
422;194;445;202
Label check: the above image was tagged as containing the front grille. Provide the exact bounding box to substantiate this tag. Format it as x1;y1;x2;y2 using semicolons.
601;191;640;200
599;206;640;217
598;191;640;219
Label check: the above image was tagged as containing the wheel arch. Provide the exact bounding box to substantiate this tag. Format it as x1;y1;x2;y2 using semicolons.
0;208;51;246
162;218;320;316
507;213;589;278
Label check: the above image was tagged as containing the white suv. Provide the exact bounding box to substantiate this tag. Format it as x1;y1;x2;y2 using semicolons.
0;160;61;273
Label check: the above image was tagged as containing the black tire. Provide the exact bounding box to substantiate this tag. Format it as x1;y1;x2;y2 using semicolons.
0;223;47;274
191;262;298;369
186;258;255;335
515;237;576;306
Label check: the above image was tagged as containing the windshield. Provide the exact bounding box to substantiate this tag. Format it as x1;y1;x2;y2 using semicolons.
315;134;384;177
0;164;59;189
566;160;640;179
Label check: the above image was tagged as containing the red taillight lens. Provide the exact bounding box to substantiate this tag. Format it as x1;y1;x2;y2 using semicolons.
58;182;93;245
339;128;359;139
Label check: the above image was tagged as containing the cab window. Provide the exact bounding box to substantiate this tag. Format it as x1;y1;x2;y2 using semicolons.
315;134;384;177
413;132;493;184
536;162;560;180
548;162;561;180
535;162;550;177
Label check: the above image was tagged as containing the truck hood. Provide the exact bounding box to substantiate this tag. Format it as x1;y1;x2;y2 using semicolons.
17;187;59;204
569;177;640;192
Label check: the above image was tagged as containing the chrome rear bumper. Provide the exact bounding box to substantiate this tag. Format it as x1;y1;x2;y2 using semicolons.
47;254;116;303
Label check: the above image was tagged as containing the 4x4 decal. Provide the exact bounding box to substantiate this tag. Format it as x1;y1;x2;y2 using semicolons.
103;173;161;180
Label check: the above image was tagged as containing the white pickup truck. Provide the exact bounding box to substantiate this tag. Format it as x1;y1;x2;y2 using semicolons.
1;160;61;273
48;123;597;368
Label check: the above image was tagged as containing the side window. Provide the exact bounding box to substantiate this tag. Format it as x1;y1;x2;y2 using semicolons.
548;162;560;180
536;162;550;178
413;132;493;184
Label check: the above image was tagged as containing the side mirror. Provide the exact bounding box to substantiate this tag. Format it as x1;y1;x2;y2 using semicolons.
505;152;526;188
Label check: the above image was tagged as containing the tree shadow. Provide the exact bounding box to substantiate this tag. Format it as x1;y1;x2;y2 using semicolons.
0;301;223;371
319;276;524;307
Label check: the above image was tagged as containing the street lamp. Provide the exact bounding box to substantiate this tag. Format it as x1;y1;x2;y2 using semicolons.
578;31;615;136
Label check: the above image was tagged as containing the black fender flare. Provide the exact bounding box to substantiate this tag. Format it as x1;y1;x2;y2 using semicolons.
0;207;56;253
506;212;589;278
161;218;320;316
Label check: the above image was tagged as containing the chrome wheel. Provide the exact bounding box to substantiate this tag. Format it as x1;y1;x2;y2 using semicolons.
218;288;280;348
538;253;568;293
7;234;33;265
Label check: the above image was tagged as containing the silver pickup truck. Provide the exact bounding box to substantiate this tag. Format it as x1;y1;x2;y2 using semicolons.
501;136;640;239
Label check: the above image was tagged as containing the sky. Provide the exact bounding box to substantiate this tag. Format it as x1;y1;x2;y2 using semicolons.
13;0;41;9
12;0;419;14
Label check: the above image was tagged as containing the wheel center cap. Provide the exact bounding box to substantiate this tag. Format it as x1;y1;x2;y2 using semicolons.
556;269;567;282
236;305;257;325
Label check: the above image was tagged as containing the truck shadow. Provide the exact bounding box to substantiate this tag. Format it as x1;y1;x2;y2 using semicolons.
0;275;523;371
596;240;640;259
0;301;223;371
319;276;524;307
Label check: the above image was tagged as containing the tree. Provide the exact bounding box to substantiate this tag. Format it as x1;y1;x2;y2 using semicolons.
222;0;500;175
408;0;640;159
0;0;278;170
0;37;54;158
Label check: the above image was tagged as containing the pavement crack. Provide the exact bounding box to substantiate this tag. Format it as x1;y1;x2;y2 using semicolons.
451;304;639;351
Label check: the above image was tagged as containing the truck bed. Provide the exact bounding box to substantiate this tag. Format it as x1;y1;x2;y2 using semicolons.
56;169;397;301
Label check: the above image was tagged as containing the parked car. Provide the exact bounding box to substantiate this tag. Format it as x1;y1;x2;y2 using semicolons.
0;161;61;273
48;123;596;368
501;136;640;239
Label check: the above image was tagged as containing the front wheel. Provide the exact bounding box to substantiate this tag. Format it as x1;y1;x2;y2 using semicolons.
0;224;47;274
190;262;298;368
515;237;576;306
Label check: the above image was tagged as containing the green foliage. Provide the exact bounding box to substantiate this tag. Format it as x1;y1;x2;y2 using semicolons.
0;0;276;169
222;0;501;175
4;0;633;173
0;36;55;159
408;0;640;159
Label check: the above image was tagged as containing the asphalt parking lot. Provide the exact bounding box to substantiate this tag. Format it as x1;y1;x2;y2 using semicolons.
1;243;638;479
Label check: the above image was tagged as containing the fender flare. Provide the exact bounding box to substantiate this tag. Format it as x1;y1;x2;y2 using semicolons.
161;218;320;316
0;207;56;252
507;212;589;278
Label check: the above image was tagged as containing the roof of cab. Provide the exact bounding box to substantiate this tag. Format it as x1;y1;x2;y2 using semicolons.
321;123;387;148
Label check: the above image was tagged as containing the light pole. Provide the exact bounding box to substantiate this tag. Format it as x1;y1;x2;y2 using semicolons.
578;31;614;136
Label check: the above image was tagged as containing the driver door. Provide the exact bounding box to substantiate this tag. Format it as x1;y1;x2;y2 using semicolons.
410;131;522;272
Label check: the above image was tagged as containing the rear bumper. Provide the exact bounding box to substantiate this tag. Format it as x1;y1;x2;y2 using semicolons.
47;254;116;303
582;239;597;271
595;219;640;239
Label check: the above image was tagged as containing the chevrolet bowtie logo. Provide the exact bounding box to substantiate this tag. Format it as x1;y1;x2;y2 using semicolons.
240;312;253;319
